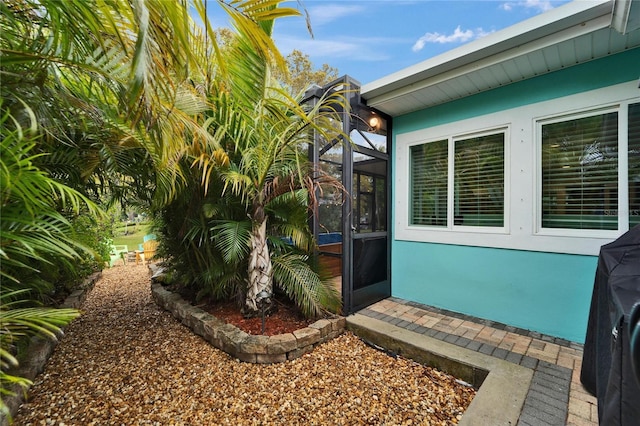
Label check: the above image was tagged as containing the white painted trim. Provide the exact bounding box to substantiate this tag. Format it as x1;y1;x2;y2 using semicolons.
612;0;633;34
534;105;622;238
619;104;630;231
395;81;640;256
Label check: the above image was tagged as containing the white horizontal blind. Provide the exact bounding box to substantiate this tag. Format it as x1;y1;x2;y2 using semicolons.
453;133;505;227
541;112;618;230
630;103;640;228
410;140;448;226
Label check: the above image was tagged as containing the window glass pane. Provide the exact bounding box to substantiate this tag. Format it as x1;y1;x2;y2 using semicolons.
410;140;448;226
630;103;640;227
454;133;505;227
319;139;342;161
352;152;386;233
542;112;618;230
350;129;387;153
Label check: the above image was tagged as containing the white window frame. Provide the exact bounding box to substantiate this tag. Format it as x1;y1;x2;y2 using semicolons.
534;106;624;239
402;126;510;234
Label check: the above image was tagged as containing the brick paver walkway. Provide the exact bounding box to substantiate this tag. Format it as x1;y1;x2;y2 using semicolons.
358;297;598;426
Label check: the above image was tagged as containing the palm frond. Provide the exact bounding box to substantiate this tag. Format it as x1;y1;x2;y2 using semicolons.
272;253;341;318
0;291;79;417
212;220;252;263
0;103;101;298
0;307;80;343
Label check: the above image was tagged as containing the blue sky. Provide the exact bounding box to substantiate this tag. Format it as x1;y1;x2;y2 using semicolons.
263;0;573;85
202;1;575;85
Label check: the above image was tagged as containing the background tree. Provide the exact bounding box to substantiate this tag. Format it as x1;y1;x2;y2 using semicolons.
274;49;339;96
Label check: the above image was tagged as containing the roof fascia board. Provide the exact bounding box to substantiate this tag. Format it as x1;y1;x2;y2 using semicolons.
364;14;613;109
362;0;613;100
612;0;633;33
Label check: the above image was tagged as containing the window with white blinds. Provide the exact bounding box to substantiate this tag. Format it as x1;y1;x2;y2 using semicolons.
541;111;619;230
630;103;640;228
410;140;447;226
397;83;638;254
409;131;505;228
454;133;505;227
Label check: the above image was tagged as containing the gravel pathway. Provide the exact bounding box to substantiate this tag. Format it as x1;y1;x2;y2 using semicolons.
15;265;475;425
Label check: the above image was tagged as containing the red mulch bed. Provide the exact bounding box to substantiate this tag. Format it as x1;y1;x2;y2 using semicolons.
202;299;314;336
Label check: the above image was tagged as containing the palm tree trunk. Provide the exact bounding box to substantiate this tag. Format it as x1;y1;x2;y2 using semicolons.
245;219;273;316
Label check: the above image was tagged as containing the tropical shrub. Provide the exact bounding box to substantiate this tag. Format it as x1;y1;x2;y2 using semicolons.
152;2;349;319
2;0;348;369
0;0;209;417
0;106;94;419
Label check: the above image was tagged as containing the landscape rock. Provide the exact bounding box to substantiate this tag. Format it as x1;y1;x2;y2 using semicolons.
13;265;476;425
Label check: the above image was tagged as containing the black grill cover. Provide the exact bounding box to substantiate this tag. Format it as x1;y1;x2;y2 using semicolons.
581;225;640;425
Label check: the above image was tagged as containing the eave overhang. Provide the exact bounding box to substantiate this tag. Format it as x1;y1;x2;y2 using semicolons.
362;0;640;116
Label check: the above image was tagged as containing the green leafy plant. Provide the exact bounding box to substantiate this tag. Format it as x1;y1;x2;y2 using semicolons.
0;105;94;420
155;2;348;319
0;291;80;420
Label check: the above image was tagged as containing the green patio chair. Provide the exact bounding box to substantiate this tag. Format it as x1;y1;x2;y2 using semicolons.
108;245;129;267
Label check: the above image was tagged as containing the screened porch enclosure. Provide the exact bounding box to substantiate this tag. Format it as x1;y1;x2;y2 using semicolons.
306;76;391;314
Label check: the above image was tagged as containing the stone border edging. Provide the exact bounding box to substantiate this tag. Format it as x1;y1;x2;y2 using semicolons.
357;301;575;425
1;272;102;426
150;282;345;364
347;314;533;426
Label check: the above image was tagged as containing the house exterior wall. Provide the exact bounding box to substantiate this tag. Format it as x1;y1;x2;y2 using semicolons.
391;48;640;342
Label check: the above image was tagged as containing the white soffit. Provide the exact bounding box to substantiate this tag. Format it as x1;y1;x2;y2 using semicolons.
362;0;640;117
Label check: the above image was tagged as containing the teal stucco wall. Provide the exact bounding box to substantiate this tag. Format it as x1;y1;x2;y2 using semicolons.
390;49;639;343
392;241;597;342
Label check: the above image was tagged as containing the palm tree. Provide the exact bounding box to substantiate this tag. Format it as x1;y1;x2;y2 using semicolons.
1;0;218;210
189;2;346;317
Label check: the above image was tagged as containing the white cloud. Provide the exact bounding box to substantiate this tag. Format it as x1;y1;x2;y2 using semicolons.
412;26;493;52
500;0;554;13
276;35;392;62
307;5;365;26
524;0;554;12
